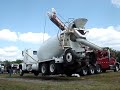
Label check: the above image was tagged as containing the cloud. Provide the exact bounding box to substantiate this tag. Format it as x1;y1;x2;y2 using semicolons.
0;29;50;44
0;46;22;61
0;29;18;41
87;26;120;50
1;26;120;61
111;0;120;8
18;32;50;44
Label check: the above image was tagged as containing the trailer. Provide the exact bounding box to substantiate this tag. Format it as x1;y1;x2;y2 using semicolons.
19;8;119;77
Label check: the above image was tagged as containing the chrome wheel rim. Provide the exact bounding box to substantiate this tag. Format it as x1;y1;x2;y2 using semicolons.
66;53;72;62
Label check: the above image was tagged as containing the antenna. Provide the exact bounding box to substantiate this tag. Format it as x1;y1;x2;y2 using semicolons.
43;12;47;42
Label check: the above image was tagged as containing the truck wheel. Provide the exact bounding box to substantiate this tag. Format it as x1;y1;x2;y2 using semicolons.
19;69;24;76
65;72;72;77
41;63;48;75
34;71;39;76
88;65;95;75
102;69;106;73
95;65;101;74
114;65;119;72
63;49;75;65
49;61;56;75
80;67;88;76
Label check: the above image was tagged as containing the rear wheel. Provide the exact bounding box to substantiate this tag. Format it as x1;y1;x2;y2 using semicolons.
33;71;39;76
49;61;56;75
19;69;24;76
88;65;95;75
41;63;48;75
114;65;119;72
65;72;72;77
95;65;101;74
102;69;106;73
80;67;88;76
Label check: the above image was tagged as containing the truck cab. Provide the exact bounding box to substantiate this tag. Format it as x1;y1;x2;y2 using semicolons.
96;49;119;72
20;49;39;76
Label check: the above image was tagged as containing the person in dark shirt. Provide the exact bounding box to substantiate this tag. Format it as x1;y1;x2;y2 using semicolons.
8;64;12;77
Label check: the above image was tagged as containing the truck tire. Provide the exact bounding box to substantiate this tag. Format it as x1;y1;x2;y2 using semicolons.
65;72;72;77
34;71;39;76
41;63;48;75
49;61;56;75
63;49;76;65
95;65;101;74
102;69;106;73
19;69;24;76
80;67;88;76
88;65;95;75
114;65;119;72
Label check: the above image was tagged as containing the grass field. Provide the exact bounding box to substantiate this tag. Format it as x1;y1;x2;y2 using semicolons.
0;71;120;90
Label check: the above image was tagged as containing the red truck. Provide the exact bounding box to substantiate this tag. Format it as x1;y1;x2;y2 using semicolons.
96;49;119;72
79;48;120;76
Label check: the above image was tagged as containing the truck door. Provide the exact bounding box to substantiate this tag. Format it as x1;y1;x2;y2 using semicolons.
101;51;110;69
100;57;109;69
97;51;109;69
109;52;116;65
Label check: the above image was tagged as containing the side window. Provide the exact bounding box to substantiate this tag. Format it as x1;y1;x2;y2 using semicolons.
33;51;37;55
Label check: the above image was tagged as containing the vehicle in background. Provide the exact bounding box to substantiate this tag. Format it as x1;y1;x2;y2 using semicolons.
0;64;5;74
78;47;119;76
11;64;19;74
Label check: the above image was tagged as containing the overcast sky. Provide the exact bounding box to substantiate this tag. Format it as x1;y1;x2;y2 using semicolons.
0;0;120;61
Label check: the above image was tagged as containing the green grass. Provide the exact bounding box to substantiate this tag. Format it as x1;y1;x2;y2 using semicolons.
0;71;120;90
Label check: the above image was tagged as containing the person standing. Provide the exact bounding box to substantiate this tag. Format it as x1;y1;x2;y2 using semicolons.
8;64;12;77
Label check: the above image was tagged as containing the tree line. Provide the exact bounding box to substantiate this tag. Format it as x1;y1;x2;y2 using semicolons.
1;48;120;65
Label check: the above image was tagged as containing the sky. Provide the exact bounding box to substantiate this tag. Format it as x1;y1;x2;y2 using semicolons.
0;0;120;61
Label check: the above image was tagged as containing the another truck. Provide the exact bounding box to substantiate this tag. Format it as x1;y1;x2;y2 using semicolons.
19;8;119;76
78;48;119;76
0;63;5;74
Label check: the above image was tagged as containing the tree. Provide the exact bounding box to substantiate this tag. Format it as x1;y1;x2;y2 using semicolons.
11;59;23;64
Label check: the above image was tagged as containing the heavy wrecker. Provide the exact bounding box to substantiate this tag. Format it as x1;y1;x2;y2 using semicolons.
78;47;120;76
